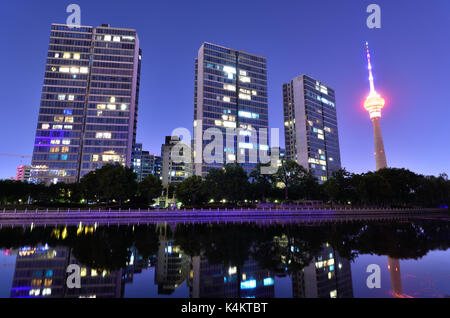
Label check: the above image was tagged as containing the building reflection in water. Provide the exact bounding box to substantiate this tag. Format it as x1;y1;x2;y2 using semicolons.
291;243;353;298
189;256;275;298
154;223;190;295
8;225;356;298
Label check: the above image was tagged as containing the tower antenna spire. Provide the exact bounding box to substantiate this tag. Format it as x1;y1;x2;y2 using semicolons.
365;41;376;93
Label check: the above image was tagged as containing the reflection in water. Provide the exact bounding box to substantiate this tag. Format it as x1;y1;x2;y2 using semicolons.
387;257;403;298
0;218;449;298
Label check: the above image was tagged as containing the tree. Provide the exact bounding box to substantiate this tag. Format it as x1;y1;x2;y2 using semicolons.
205;164;250;204
80;164;137;206
249;163;274;203
274;160;309;201
138;174;163;206
356;172;392;206
323;169;356;204
175;176;208;207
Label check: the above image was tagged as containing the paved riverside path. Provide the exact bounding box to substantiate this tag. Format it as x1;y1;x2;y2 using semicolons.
0;207;447;226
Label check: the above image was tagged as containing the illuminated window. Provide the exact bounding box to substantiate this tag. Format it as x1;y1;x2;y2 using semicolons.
64;116;74;123
73;53;80;60
80;67;89;74
42;124;50;130
58;94;66;101
239;76;250;83
42;288;51;296
50;147;60;153
104;35;112;41
223;96;231;102
223;121;236;128
62;139;70;145
63;52;71;59
92;155;99;162
223;66;236;79
54;116;64;122
59;67;70;73
330;290;337;298
91;269;98;277
52;125;63;129
113;36;121;42
107;104;116;110
239;93;251;100
239;70;247;76
63;125;73;130
97;110;103;116
120;104;128;111
54;53;60;58
110;96;116;103
50;139;60;145
61;147;69;153
81;268;87;277
97;104;106;110
223;84;236;91
68;95;75;101
96;132;112;139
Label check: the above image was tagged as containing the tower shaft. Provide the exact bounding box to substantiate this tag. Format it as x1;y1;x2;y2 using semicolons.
371;117;387;170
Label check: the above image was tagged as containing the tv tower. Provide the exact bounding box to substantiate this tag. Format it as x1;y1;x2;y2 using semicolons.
364;42;387;170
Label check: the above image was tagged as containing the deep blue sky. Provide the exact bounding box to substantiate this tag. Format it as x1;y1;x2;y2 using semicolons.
0;0;449;179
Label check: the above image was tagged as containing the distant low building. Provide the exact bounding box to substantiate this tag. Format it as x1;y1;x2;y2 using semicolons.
132;143;162;182
15;165;32;182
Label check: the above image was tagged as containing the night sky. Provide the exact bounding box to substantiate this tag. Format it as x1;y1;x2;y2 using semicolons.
0;0;449;179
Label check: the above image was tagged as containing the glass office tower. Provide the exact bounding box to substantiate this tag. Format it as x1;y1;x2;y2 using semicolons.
31;23;141;184
282;75;341;182
193;43;268;177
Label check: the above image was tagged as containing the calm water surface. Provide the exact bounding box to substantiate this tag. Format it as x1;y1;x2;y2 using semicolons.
0;217;449;298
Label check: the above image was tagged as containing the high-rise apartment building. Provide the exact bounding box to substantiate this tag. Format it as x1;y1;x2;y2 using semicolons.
31;23;141;184
282;75;341;182
193;43;268;177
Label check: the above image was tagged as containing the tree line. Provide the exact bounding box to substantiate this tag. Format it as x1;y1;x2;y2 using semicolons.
0;161;449;209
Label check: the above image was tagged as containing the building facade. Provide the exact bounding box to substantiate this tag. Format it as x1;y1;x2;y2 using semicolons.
282;75;341;182
193;42;269;177
161;136;191;186
31;23;141;184
132;143;162;182
15;165;32;182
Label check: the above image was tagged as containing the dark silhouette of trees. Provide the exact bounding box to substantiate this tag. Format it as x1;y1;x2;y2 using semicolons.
138;174;163;207
175;176;209;207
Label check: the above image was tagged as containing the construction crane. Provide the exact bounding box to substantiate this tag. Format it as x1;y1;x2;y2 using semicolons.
0;153;32;158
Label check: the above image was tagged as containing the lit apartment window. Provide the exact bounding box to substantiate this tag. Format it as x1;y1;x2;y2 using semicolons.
95;132;112;139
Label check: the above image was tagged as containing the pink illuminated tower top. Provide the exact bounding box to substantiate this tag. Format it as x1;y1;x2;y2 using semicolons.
364;42;386;119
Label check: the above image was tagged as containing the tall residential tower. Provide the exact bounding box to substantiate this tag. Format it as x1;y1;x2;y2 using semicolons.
282;75;341;182
193;43;268;177
363;42;387;170
31;24;141;184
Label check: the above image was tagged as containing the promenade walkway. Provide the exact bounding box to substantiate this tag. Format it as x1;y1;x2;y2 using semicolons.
0;207;447;227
